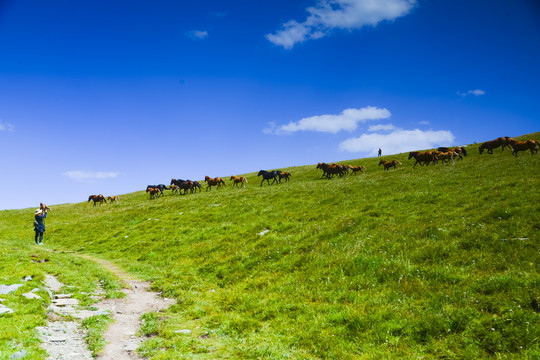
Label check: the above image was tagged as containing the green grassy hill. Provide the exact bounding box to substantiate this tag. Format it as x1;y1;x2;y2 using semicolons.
1;133;539;359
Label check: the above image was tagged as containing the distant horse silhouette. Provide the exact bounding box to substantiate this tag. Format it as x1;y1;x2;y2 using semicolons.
408;151;437;168
230;175;248;188
379;160;401;171
107;196;119;203
258;170;279;186
508;139;539;156
205;176;226;191
88;194;106;206
278;172;292;183
479;137;511;154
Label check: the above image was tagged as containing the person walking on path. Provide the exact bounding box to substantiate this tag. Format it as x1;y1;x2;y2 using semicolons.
34;208;47;245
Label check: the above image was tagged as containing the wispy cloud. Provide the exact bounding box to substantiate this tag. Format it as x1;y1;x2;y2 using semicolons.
187;30;208;39
457;89;485;97
64;171;122;181
417;120;430;125
266;0;417;49
266;106;391;134
338;127;454;156
0;119;15;131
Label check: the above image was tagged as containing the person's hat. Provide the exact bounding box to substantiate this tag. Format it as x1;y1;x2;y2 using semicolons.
35;209;42;214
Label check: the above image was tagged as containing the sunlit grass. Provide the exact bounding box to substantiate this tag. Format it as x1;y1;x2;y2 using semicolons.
1;132;539;359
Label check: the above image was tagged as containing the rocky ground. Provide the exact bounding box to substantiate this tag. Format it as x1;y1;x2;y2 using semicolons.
36;257;174;360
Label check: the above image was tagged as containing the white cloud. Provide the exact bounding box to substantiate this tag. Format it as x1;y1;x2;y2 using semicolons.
368;124;395;132
417;120;429;125
0;119;15;131
266;0;417;49
272;106;391;134
187;30;208;39
338;127;455;156
457;89;486;97
64;171;122;181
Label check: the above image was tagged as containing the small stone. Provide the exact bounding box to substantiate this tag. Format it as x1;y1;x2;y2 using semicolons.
0;306;14;314
22;292;42;300
52;299;79;306
9;349;27;359
23;276;32;282
54;294;73;299
175;329;191;334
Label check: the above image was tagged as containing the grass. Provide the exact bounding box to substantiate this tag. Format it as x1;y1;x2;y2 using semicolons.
1;132;539;359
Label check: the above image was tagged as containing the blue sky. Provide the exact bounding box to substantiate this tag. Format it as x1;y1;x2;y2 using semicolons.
1;0;539;210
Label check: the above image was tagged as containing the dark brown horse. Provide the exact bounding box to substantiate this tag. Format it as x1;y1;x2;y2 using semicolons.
205;176;226;191
379;160;401;171
408;151;437;168
278;172;292;183
479;137;511;154
88;194;106;206
230;175;248;188
508;139;539;156
316;163;345;179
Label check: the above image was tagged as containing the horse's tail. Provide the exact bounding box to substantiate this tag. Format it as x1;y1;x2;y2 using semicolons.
244;178;248;183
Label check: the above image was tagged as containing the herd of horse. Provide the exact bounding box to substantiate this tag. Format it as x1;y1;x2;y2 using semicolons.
87;136;538;204
479;136;539;156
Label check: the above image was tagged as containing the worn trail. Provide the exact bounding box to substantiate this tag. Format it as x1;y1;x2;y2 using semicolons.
40;251;174;360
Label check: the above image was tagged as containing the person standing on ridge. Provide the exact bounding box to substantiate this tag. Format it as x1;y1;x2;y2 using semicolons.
34;208;47;245
378;148;382;157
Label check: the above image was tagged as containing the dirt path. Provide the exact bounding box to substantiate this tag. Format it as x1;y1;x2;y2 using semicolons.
40;251;174;360
84;256;175;359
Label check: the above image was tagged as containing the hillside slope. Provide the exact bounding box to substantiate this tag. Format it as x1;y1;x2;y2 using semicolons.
1;133;539;359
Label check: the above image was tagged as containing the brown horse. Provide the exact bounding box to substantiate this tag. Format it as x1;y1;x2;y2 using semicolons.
146;187;160;199
316;162;345;179
508;139;539;156
88;194;106;206
230;175;248;188
437;151;455;165
479;137;511;154
379;160;401;171
278;172;292;183
107;196;119;203
205;176;226;191
348;165;365;175
169;184;180;194
408;151;437;168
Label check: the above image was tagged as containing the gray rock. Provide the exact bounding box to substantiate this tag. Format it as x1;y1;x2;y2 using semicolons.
0;284;23;295
22;292;42;300
174;329;191;334
9;349;27;359
23;276;32;282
